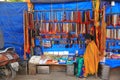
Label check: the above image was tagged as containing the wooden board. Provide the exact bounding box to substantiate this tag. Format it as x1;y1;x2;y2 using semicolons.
50;65;66;72
28;63;75;75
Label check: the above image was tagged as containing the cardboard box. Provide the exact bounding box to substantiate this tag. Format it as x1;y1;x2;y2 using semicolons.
37;66;50;74
66;64;74;76
98;64;110;80
28;63;36;75
17;60;28;75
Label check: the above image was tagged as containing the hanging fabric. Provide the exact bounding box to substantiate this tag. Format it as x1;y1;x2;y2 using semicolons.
66;23;69;33
70;11;74;21
82;24;86;34
60;23;63;33
106;29;110;39
113;29;115;39
106;15;111;26
63;23;66;33
100;5;106;59
75;23;78;35
77;11;82;23
25;0;33;11
116;15;120;26
118;29;120;40
42;22;45;33
24;11;30;60
77;23;80;35
46;23;49;33
112;14;117;27
116;29;118;39
57;23;61;33
110;29;112;39
51;23;54;34
49;23;53;33
73;11;76;22
34;12;40;36
114;29;116;39
52;23;55;34
86;10;91;21
92;0;100;49
80;24;82;34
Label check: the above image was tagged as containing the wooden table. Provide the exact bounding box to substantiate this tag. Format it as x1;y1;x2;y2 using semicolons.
28;63;74;75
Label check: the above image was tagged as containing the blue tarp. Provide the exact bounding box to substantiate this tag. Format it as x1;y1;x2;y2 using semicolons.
34;2;92;10
0;2;28;60
106;2;120;14
105;59;120;68
33;2;92;55
0;1;119;60
34;2;93;21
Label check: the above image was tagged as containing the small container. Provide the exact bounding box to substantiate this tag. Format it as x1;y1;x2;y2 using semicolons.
75;50;78;57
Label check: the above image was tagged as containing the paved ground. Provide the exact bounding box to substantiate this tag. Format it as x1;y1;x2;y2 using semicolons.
15;72;101;80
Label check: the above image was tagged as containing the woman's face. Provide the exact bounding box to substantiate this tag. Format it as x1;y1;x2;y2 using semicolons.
85;39;91;45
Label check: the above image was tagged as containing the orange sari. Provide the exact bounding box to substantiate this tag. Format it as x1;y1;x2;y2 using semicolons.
83;41;100;77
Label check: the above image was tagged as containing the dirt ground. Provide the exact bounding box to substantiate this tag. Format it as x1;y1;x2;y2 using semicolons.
15;70;120;80
15;72;101;80
15;65;120;80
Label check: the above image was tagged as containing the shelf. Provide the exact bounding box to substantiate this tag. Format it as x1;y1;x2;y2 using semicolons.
109;46;120;50
34;20;92;24
106;26;120;29
39;33;67;35
106;39;120;41
41;38;78;41
33;9;92;12
42;38;67;41
42;21;79;23
34;20;81;23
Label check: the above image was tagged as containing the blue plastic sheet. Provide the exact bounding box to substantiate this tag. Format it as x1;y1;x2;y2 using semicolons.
33;2;91;55
105;59;120;68
0;2;28;60
34;2;93;21
34;2;92;10
106;2;120;14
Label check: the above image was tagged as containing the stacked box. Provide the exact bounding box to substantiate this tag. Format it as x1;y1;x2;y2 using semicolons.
37;66;50;74
17;60;28;75
29;63;36;75
98;64;110;80
66;64;74;76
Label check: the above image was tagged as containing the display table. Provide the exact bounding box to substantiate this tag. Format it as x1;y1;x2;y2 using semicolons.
106;59;120;80
105;59;120;68
99;59;120;80
28;63;74;76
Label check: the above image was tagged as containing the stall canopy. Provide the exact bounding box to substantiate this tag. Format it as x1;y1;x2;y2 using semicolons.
106;2;120;14
34;1;92;10
31;0;91;3
0;2;28;60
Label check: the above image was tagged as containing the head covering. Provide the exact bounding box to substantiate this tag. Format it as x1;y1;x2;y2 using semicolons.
85;34;94;40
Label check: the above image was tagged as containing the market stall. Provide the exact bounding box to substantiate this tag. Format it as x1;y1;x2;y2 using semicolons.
23;0;120;79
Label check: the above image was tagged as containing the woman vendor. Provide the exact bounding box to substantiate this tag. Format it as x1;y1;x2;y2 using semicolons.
83;34;100;77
